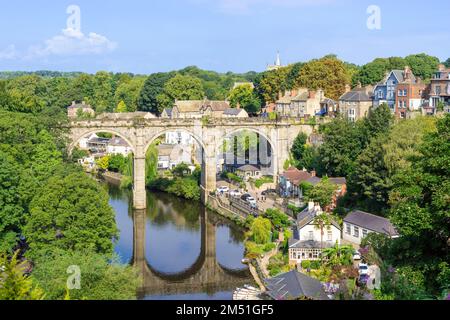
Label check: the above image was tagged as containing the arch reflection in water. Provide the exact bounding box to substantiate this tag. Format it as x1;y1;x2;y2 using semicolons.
107;184;252;300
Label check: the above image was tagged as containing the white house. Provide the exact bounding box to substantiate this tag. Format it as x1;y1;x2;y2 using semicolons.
78;133;98;150
157;144;193;170
343;210;399;246
165;131;194;145
106;137;133;156
289;202;341;264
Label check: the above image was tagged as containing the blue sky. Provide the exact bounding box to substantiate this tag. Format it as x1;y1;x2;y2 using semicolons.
0;0;449;74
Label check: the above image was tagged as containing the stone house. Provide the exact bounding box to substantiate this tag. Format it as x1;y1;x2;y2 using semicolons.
343;210;399;246
67;101;95;118
276;88;335;118
427;64;450;113
339;84;373;121
289;202;341;264
171;99;230;119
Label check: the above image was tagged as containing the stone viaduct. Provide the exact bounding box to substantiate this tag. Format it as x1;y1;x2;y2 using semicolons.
68;116;314;209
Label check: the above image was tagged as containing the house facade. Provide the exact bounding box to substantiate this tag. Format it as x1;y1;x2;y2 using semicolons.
373;68;417;112
428;64;450;113
279;167;313;198
289;203;341;264
338;85;373;121
171;99;230;119
276;88;335;118
67;101;95;118
343;210;399;246
106;137;133;156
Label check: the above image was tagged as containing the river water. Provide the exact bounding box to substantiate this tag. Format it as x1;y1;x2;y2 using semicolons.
104;183;253;300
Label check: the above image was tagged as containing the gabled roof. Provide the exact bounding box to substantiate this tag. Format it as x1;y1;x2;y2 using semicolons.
339;89;372;102
174;100;230;113
281;167;312;186
344;210;399;236
264;270;329;300
237;164;260;172
108;137;130;147
296;207;340;230
223;108;246;116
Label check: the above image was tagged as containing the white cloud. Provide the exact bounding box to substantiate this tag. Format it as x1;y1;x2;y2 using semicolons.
0;45;18;60
27;28;117;58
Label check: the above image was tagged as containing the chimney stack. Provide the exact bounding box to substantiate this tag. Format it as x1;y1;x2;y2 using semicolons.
308;90;316;99
345;84;351;93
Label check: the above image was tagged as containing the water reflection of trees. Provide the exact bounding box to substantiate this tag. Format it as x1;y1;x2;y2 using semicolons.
146;192;201;231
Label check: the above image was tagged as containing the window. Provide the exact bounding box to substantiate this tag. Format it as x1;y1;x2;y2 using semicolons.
308;231;314;240
398;90;402;97
362;229;368;238
378;91;383;98
327;231;333;242
346;224;351;235
436;86;441;95
354;226;360;238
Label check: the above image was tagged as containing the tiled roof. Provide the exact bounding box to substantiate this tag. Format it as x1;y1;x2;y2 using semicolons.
237;164;260;172
344;210;398;236
296;207;340;230
264;270;329;300
108;137;130;147
223;108;244;116
339;89;372;102
281;167;312;186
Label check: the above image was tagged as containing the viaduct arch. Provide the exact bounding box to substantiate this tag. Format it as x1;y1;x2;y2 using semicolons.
68;116;314;209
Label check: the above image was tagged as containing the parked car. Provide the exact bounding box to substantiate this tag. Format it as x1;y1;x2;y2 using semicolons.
217;186;229;193
241;194;252;201
262;189;277;196
229;190;242;197
353;251;361;261
359;263;369;276
246;197;257;207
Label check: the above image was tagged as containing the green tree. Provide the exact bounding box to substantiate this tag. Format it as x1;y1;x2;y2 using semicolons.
291;132;307;162
318;118;362;177
264;209;290;231
444;58;450;68
115;100;128;113
313;213;332;256
228;84;261;114
250;217;272;245
31;249;141;300
350;135;392;214
96;156;110;171
322;243;354;267
297;56;351;100
405;54;440;80
90;71;114;113
307;178;338;209
0;251;45;300
0;151;24;253
23;172;119;259
157;74;205;110
114;77;145;112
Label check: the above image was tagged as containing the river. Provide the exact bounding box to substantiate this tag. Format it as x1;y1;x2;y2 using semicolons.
104;183;253;300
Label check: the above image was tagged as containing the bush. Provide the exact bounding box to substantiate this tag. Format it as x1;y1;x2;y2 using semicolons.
301;260;311;270
263;243;276;252
301;260;321;270
254;176;273;189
